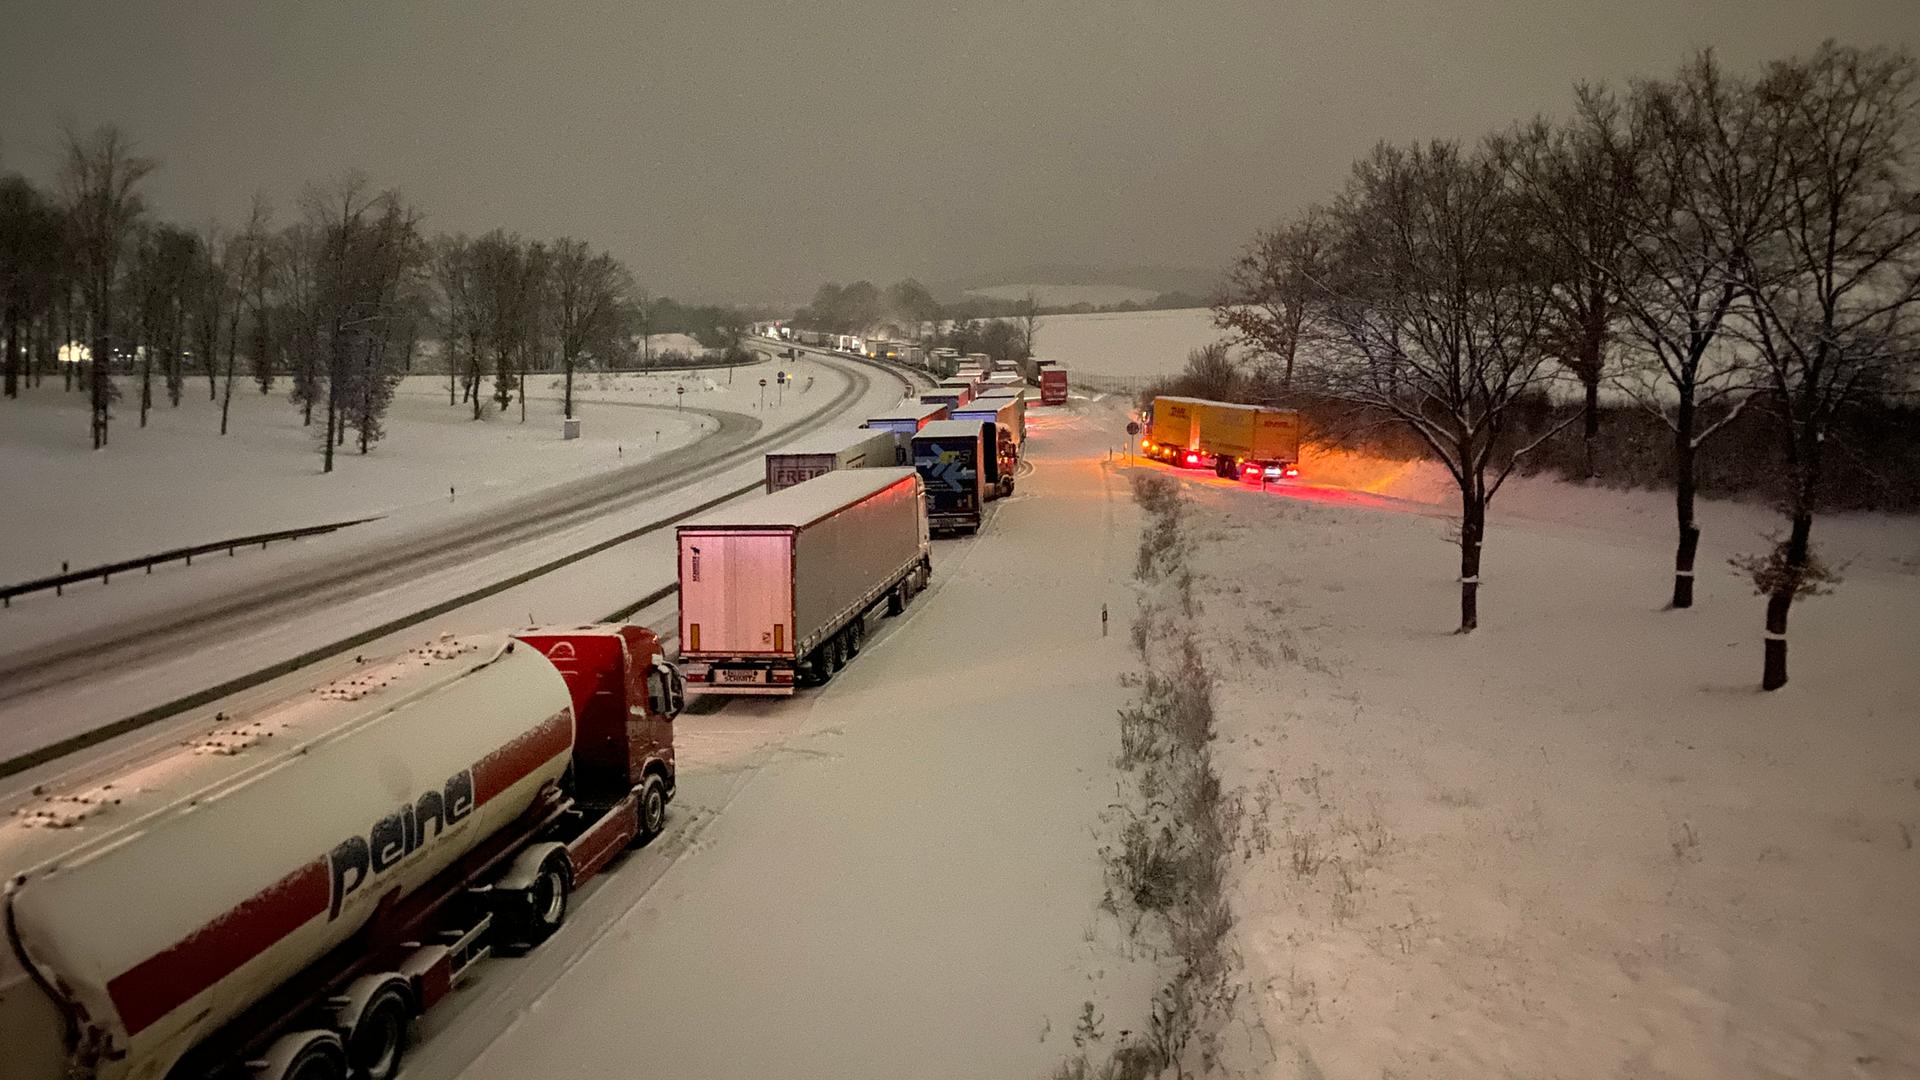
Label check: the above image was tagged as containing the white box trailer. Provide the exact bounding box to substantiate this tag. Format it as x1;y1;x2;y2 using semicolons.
764;427;903;491
678;468;932;695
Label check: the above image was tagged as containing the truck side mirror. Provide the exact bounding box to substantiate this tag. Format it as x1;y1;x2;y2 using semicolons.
653;660;684;719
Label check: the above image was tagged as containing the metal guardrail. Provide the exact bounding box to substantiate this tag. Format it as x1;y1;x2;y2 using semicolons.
2;517;383;608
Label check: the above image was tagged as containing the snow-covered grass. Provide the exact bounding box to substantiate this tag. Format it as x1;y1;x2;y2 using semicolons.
1130;440;1920;1076
966;283;1163;307
0;356;853;583
1033;308;1230;384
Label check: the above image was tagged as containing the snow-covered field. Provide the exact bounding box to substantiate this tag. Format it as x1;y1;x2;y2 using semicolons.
1126;430;1920;1076
966;283;1163;307
1034;307;1228;383
0;371;723;581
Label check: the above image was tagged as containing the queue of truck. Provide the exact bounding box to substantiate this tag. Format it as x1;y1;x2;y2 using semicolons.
0;360;1056;1080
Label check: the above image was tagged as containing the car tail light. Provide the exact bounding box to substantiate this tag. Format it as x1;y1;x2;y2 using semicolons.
1184;452;1200;465
1285;468;1299;478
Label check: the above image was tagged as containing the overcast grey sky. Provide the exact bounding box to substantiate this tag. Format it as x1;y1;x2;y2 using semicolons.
2;1;1915;303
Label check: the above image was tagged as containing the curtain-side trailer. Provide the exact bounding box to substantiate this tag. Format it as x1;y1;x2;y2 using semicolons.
1143;395;1303;480
764;428;902;492
677;468;932;695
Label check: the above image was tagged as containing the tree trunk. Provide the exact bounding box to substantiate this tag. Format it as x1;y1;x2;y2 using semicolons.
322;354;338;472
90;288;111;447
1762;509;1813;691
1457;482;1484;633
4;306;19;398
220;306;241;435
139;344;153;427
1670;395;1699;608
563;347;574;420
1581;373;1601;480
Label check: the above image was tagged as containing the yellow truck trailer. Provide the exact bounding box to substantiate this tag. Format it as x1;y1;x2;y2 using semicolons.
1143;395;1303;481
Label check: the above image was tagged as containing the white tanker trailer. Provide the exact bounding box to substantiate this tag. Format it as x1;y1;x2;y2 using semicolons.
0;623;683;1080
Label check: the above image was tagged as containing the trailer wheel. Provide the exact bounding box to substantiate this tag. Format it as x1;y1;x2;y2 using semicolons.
829;634;848;672
499;849;571;948
847;618;865;657
345;981;411;1080
250;1030;348;1080
635;775;668;846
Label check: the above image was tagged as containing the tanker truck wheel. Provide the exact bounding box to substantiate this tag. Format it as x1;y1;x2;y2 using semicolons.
336;975;413;1080
496;846;572;949
250;1030;348;1080
635;774;668;845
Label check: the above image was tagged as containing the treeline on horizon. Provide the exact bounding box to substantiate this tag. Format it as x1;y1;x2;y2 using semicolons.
786;277;1203;337
1171;39;1919;690
0;133;764;470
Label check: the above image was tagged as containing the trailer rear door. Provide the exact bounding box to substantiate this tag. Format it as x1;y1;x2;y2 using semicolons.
680;530;795;657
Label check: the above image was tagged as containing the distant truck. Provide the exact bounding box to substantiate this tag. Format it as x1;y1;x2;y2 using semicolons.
0;625;682;1080
1143;395;1303;481
920;387;971;411
764;428;901;491
912;419;988;533
677;468;931;695
952;397;1025;497
795;329;830;347
863;403;950;450
1039;366;1068;406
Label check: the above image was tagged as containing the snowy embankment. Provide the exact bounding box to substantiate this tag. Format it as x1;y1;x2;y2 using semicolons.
0;371;729;582
1135;437;1920;1075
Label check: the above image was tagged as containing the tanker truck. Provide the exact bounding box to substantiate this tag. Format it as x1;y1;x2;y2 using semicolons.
0;624;683;1080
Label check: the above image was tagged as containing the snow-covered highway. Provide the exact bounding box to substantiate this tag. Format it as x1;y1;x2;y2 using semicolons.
0;349;916;775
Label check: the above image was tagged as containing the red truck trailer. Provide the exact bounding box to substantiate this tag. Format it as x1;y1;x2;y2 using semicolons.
1039;366;1068;406
0;625;682;1080
677;467;931;695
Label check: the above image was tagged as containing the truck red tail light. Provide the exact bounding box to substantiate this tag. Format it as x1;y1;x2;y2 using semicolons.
1184;452;1200;465
1285;467;1299;478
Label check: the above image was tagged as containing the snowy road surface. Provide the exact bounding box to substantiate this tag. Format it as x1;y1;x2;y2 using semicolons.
0;350;914;767
376;402;1158;1080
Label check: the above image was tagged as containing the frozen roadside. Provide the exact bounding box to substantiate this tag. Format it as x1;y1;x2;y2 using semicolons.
1146;462;1920;1077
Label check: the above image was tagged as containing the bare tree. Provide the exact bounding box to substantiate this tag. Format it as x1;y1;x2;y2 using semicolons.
1303;141;1575;632
60;124;155;448
1213;210;1329;392
1590;54;1788;609
1015;289;1042;379
233;195;275;404
1737;43;1920;689
549;237;629;420
1496;89;1639;478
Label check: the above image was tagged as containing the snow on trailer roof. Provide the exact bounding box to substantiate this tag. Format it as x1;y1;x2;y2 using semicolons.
680;467;920;530
914;419;988;439
952;398;1019;417
766;426;893;456
1153;395;1284;413
0;631;514;875
865;402;947;423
